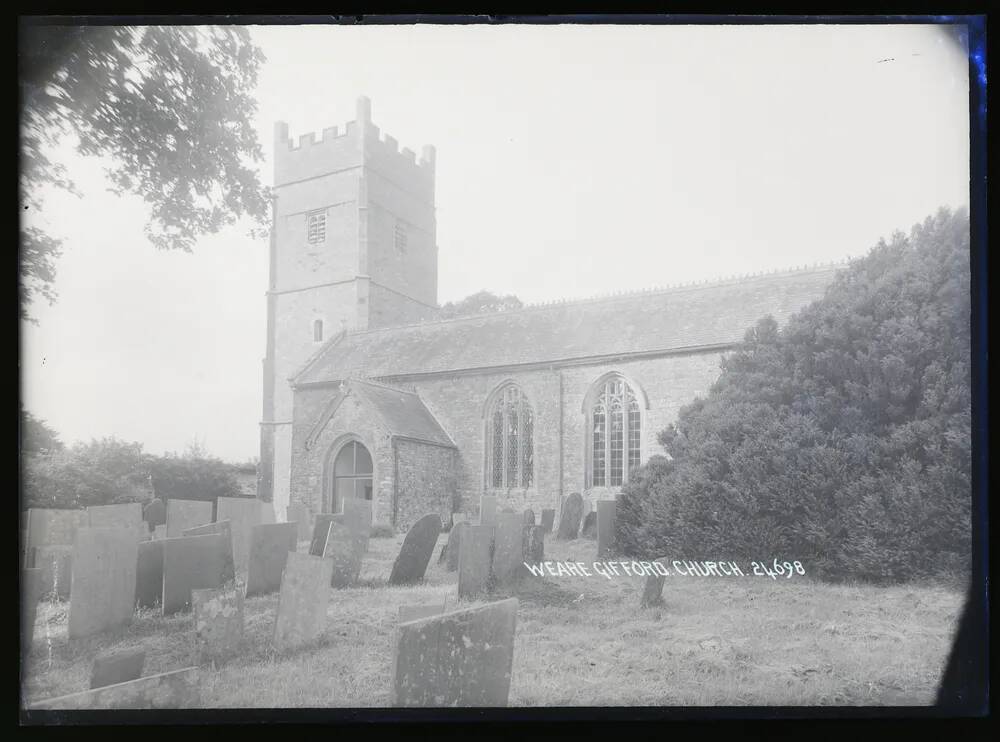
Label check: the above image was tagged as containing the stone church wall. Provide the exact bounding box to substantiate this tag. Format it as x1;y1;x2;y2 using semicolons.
394;440;455;532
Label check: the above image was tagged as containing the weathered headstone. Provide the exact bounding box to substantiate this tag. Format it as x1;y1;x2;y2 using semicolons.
21;568;45;658
192;586;244;663
445;522;468;572
391;598;518;707
32;545;73;600
596;499;617;558
388;514;441;586
580;511;597;539
556;493;583;540
540;509;555;534
30;667;200;710
166;499;213;538
183;519;236;583
491;512;524;588
308;514;338;556
522;525;545;565
286;503;311;541
245;522;298;598
161;534;230;614
142;498;166;531
522;508;535;526
273;552;333;652
640;559;668;609
323;521;365;588
342;498;372;551
153;525;167;540
215;497;261;574
451;513;470;527
479;496;497;527
135;540;164;610
26;508;89;552
260;501;276;524
68;527;138;639
398;602;446;623
90;649;145;689
458;525;494;599
87;503;145;542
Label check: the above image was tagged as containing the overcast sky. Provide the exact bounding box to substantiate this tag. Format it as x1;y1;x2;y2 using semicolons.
20;22;971;462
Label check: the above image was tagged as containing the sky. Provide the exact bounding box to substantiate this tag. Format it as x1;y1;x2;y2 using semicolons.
20;22;971;463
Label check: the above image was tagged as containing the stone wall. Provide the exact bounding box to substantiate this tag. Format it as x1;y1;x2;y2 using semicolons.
394;440;455;532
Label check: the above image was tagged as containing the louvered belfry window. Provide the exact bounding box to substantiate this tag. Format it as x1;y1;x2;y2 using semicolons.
487;385;534;489
590;378;641;488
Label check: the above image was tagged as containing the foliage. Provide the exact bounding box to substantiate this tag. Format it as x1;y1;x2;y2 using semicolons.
438;290;523;319
148;443;243;504
19;24;269;320
20;404;64;454
618;208;971;583
370;522;395;538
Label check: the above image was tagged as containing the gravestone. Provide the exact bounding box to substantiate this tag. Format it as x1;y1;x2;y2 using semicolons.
391;598;518;707
522;525;545;565
68;527;138;639
640;559;668;609
451;513;470;526
90;649;145;689
21;567;45;658
273;552;333;652
260;502;276;524
32;545;73;600
166;499;213;538
135;540;164;610
398;601;446;623
286;504;311;541
458;525;494;599
308;514;338;556
215;497;261;574
491;512;524;588
445;522;468;572
26;508;89;553
479;496;497;527
596;499;617;558
192;586;244;663
342;499;372;551
323;521;365;588
388;514;441;586
87;503;145;542
153;525;167;540
522;508;535;526
580;512;597;539
556;493;583;540
540;509;555;534
142;498;166;531
30;667;199;710
161;534;230;614
183;519;236;583
245;522;298;598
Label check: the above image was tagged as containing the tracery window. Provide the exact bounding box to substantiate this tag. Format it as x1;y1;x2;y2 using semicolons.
589;376;642;488
486;384;534;489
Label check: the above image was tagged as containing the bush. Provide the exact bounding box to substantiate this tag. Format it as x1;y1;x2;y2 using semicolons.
370;522;395;538
618;207;971;583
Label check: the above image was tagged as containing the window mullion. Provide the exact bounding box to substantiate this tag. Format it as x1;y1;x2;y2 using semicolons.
605;382;611;488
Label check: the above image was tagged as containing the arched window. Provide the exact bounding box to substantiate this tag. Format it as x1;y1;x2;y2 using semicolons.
313;319;324;342
328;440;373;513
588;376;642;488
485;384;534;489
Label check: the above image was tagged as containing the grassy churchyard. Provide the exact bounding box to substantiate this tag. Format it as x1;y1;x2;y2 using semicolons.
22;531;963;708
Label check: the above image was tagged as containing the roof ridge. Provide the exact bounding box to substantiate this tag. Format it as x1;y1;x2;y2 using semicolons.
347;377;418;395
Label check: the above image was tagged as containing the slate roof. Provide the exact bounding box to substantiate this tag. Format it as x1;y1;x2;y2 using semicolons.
294;264;843;386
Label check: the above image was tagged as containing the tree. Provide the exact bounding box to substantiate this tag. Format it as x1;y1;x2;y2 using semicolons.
18;23;269;320
438;290;523;319
618;207;971;583
20;404;64;454
148;447;242;504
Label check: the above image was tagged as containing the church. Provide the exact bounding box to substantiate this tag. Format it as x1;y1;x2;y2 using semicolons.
258;97;840;531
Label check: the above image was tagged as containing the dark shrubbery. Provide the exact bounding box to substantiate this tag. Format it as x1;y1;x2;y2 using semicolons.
618;208;971;583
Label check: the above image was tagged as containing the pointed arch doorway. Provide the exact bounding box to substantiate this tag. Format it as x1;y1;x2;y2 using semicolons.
324;438;374;515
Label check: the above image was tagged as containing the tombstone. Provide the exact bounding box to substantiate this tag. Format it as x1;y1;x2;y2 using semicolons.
135;540;164;610
245;522;298;598
87;503;145;542
458;525;494;599
166;499;213;538
342;498;372;550
580;512;597;539
192;586;244;663
322;521;365;588
398;602;446;623
90;649;145;689
25;508;89;553
522;525;545;565
596;499;617;558
29;667;200;710
451;513;470;526
215;497;261;574
556;493;583;540
479;496;497;527
153;525;167;540
32;545;73;600
21;567;45;658
286;504;311;541
445;522;468;572
388;514;441;586
260;501;276;524
143;498;166;531
183;519;236;583
522;508;535;526
640;559;668;609
308;514;338;556
161;534;230;614
391;598;518;707
540;509;555;534
491;512;524;588
273;552;333;652
68;527;138;639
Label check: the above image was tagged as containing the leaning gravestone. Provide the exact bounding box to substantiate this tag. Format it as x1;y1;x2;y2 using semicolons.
21;567;45;658
308;514;338;556
142;498;166;531
286;504;311;542
580;512;597;539
458;525;494;599
540;509;555;534
90;649;145;689
391;598;518;707
444;522;468;572
273;552;333;652
522;509;535;526
522;525;545;565
183;519;236;583
323;521;365;588
479;496;497;527
135;540;164;610
87;503;145;542
640;559;669;609
215;497;261;574
192;586;244;664
596;499;617;558
29;667;200;710
556;493;583;540
491;512;524;588
398;601;446;623
166;499;213;538
33;545;73;600
68;527;138;639
161;534;230;614
388;514;441;586
245;522;298;598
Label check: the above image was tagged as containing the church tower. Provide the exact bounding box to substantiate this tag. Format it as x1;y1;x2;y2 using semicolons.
259;96;439;512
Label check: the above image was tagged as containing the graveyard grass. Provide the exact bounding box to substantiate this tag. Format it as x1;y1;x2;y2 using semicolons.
22;535;963;707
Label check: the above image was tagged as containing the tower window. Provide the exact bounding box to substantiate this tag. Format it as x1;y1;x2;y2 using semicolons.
394;220;407;253
313;319;324;342
307;211;327;245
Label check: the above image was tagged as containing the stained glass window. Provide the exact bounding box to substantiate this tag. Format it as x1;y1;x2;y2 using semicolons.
590;377;642;488
486;385;534;489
